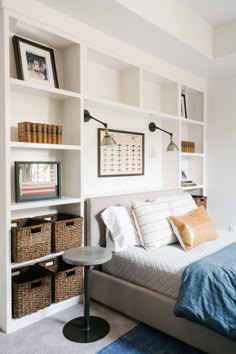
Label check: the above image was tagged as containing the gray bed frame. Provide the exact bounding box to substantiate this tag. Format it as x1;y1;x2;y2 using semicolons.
85;189;236;354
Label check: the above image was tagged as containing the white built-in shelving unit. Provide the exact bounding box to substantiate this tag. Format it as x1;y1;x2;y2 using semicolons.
0;3;206;333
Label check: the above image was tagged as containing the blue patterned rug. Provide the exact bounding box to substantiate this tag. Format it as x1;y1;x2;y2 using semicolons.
98;323;205;354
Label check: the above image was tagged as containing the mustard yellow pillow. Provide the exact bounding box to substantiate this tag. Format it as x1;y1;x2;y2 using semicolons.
169;206;218;251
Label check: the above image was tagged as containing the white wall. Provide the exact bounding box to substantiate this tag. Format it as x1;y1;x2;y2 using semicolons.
207;77;236;230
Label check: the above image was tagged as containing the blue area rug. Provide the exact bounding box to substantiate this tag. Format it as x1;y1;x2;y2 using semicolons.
98;323;204;354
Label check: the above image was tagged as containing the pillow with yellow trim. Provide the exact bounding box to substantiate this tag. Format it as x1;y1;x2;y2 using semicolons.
169;206;218;251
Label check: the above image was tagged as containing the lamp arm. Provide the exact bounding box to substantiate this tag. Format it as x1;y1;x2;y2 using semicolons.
89;115;107;128
156;126;172;138
149;122;172;137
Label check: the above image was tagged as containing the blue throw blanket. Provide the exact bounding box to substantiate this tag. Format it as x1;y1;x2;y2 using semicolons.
174;242;236;341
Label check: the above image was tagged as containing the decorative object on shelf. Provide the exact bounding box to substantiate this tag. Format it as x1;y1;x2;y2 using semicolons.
12;265;52;318
11;217;52;262
149;122;179;151
192;195;207;209
37;213;83;252
98;128;144;177
181;93;187;118
181;170;197;187
18;122;62;144
12;35;59;88
14;161;61;202
181;140;195;153
38;256;83;303
84;109;117;147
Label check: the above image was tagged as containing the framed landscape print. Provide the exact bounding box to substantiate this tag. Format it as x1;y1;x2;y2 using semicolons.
15;161;61;202
12;35;59;88
98;128;145;177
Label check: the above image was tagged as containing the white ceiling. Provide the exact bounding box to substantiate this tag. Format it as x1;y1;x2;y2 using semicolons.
182;0;236;26
36;0;236;79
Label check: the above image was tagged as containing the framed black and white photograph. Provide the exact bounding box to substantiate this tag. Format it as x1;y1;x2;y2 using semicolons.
181;93;188;118
15;161;61;202
12;35;59;88
98;128;145;177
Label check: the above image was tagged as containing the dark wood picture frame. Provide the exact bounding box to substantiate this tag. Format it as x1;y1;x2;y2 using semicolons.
15;161;61;202
98;128;145;177
12;35;59;88
181;93;188;118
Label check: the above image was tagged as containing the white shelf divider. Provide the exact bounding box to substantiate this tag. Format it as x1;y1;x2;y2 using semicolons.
10;78;81;100
182;185;204;191
10;142;81;151
181;153;204;157
85;95;179;121
11;251;64;269
11;197;82;211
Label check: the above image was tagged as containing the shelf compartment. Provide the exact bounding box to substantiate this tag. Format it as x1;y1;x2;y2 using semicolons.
181;155;204;188
10;90;81;146
181;121;204;154
11;149;81;205
9;17;81;93
181;85;204;122
142;70;178;116
87;48;140;107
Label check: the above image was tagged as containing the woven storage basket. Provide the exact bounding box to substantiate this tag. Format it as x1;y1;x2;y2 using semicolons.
38;257;83;303
11;218;52;263
192;195;207;209
38;213;83;252
12;265;52;318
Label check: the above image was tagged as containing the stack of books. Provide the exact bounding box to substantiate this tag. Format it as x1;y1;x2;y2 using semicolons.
181;180;197;187
18;122;62;144
181;140;195;153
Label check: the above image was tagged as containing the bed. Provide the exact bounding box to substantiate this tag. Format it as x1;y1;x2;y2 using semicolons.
85;189;236;354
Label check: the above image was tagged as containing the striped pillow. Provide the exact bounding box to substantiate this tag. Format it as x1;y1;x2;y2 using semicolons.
168;193;197;216
131;199;177;249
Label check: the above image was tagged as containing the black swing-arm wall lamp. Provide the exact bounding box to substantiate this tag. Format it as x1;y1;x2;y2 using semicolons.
149;122;179;151
84;110;117;147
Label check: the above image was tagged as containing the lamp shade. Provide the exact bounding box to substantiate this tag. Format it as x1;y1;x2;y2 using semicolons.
101;128;117;147
166;137;179;151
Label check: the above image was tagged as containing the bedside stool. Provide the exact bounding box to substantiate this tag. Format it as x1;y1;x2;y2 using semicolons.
62;246;112;343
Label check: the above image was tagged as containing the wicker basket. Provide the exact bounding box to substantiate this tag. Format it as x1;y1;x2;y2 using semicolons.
38;257;83;303
11;218;52;263
192;195;207;209
12;265;52;318
38;213;83;252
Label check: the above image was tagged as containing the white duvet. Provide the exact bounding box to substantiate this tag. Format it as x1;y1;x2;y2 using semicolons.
102;231;236;299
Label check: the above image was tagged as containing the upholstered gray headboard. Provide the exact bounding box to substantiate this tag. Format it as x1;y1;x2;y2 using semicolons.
85;188;183;246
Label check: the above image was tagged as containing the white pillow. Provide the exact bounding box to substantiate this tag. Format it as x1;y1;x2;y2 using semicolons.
101;206;141;252
131;198;177;250
167;193;197;216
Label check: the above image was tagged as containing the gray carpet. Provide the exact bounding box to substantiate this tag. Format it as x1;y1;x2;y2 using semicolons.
0;301;137;354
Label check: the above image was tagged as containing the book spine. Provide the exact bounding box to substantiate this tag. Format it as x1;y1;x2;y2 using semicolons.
52;125;57;144
18;122;31;142
47;124;52;144
57;125;62;144
42;124;48;143
31;123;37;143
36;123;43;143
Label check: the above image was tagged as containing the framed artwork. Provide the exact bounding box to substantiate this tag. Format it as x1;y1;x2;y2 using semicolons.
15;161;61;202
98;128;145;177
12;35;59;88
181;93;188;118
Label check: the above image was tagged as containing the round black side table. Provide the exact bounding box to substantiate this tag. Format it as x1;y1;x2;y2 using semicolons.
62;246;112;343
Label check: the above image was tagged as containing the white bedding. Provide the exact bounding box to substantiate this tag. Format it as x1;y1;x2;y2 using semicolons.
102;231;236;299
